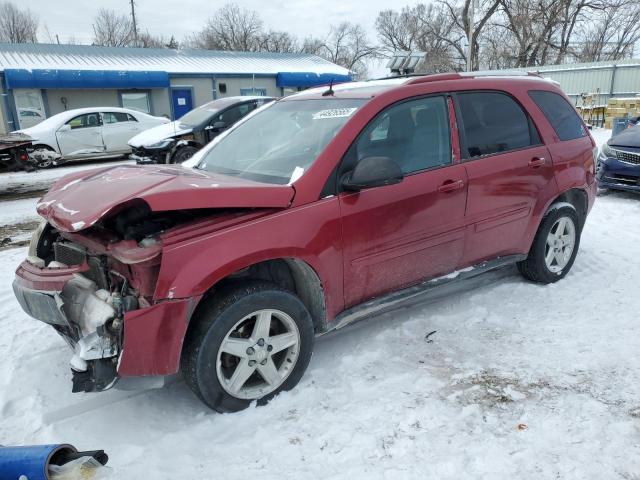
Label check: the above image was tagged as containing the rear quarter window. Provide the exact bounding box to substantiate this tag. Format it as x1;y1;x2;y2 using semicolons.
528;90;586;141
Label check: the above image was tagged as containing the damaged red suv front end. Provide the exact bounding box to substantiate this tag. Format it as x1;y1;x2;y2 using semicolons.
13;163;293;392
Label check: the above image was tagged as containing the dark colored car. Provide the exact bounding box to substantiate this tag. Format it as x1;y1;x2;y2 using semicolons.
14;73;596;412
597;124;640;192
128;96;274;164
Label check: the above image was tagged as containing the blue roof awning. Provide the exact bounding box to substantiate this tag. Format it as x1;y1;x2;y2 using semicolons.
4;69;170;89
276;72;351;88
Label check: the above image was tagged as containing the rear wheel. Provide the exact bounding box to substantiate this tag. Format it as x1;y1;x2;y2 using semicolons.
181;282;314;412
171;145;198;164
518;204;581;284
30;145;57;168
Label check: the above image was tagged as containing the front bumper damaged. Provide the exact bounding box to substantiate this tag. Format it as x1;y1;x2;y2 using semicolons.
14;257;201;394
13;260;122;392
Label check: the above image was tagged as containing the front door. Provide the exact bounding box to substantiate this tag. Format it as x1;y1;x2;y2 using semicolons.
206;101;255;141
454;91;555;264
171;88;193;120
339;95;468;307
14;89;46;129
56;112;104;159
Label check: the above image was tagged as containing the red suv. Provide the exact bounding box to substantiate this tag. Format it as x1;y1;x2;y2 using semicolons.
13;73;597;412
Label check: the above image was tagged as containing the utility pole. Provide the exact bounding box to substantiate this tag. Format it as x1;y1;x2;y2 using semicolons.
130;0;139;47
466;0;478;72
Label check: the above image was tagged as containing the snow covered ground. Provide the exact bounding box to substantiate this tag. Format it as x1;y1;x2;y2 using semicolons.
2;127;639;478
0;158;132;198
1;192;639;478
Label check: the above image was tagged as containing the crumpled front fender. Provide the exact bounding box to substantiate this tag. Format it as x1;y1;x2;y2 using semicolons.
117;295;202;377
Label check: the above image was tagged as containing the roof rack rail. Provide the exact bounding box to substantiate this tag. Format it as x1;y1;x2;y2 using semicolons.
406;70;542;85
369;73;426;81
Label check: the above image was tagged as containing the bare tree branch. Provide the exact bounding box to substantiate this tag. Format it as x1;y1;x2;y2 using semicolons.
0;1;38;43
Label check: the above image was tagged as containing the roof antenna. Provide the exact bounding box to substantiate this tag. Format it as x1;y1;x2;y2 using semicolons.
322;79;335;96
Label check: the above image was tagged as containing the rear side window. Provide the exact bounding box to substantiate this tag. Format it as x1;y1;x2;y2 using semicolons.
457;92;537;158
103;112;130;124
529;90;586;141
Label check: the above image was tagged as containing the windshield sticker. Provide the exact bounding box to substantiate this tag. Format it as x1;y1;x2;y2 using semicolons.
312;108;358;120
288;166;305;185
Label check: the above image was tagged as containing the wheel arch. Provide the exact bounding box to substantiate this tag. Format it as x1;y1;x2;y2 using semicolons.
548;188;588;229
523;187;589;256
31;142;59;153
188;256;328;336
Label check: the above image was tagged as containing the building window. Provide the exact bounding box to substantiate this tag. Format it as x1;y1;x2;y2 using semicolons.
240;88;267;96
218;83;227;94
120;91;151;113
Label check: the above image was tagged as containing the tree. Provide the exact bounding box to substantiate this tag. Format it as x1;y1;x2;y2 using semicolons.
375;2;498;73
258;30;299;53
192;3;263;51
92;8;134;47
0;1;38;43
576;0;640;61
166;35;179;49
138;30;165;48
303;22;377;78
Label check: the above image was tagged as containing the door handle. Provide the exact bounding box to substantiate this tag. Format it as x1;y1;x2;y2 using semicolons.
438;179;465;193
529;157;546;168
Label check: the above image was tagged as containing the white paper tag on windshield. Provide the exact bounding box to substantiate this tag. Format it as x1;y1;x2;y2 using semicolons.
288;166;305;185
312;108;358;120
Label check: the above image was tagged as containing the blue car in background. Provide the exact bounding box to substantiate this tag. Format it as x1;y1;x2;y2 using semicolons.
597;122;640;192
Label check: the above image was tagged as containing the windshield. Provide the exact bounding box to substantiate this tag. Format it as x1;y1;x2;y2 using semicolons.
178;102;220;127
197;99;366;184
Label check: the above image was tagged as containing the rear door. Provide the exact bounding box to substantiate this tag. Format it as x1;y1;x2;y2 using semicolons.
56;112;105;159
339;95;468;307
101;112;141;153
454;91;555;264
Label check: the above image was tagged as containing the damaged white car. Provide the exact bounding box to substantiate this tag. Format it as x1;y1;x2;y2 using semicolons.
15;107;169;168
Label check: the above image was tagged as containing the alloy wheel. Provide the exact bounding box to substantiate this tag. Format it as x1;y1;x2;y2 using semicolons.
216;309;301;400
545;216;576;273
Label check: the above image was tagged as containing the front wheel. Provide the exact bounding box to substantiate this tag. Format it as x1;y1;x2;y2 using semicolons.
171;145;199;164
518;204;581;284
181;282;314;412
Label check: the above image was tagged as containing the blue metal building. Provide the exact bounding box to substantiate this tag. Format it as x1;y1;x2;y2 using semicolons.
0;43;351;132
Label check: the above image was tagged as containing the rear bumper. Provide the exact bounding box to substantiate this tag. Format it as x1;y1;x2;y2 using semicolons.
597;156;640;192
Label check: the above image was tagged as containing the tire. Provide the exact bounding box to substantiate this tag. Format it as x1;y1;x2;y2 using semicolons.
181;281;314;412
517;203;581;284
31;145;57;168
171;145;199;164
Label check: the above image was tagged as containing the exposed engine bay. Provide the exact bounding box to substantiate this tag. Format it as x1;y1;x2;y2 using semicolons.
14;203;224;393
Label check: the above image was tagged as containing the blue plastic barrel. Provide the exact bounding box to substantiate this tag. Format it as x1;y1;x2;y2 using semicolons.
0;444;77;480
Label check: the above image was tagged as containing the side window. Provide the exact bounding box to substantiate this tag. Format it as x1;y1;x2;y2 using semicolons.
457;92;536;158
348;96;451;175
529;90;586;141
66;113;101;129
217;104;251;125
102;112;128;124
127;113;138;122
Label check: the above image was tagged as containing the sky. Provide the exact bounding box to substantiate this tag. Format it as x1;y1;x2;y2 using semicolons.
22;0;421;77
23;0;419;46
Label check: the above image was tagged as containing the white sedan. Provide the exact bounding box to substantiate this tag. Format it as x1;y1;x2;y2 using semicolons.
15;107;169;167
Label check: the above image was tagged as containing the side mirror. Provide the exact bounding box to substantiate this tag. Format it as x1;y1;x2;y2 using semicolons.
341;156;404;192
58;124;72;133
